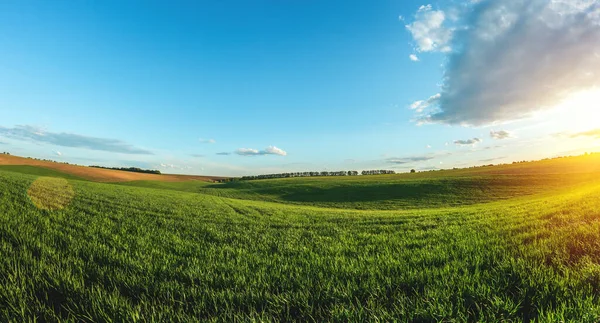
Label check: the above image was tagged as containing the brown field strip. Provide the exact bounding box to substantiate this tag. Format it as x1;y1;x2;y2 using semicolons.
0;154;227;183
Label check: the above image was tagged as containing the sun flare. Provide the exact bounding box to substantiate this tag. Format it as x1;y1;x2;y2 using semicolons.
551;88;600;132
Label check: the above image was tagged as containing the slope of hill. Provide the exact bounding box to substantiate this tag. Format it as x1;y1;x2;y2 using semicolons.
119;154;600;210
2;159;600;321
0;154;225;182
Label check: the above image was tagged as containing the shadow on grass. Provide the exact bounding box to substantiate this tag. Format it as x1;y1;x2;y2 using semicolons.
204;178;523;207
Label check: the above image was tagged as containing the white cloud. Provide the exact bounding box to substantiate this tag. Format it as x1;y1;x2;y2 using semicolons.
235;146;287;157
406;4;453;52
490;130;513;140
454;138;482;146
426;144;432;148
199;138;216;144
54;150;62;156
263;146;287;156
409;54;420;61
0;125;153;155
410;93;441;113
159;163;188;170
413;0;600;126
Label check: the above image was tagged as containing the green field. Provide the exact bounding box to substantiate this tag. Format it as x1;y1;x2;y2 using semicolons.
2;157;600;322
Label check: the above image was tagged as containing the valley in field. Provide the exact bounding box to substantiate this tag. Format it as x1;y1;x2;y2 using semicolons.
1;154;600;321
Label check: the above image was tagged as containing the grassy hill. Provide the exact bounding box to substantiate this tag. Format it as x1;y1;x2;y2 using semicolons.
120;154;600;210
2;155;600;321
0;154;225;182
0;165;84;180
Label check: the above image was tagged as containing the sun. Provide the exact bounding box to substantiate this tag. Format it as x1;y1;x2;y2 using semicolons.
551;88;600;132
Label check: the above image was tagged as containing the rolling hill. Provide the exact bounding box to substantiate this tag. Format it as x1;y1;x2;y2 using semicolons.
1;154;600;321
0;154;225;182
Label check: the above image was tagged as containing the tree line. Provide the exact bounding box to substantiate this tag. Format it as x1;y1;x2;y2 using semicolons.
361;170;396;175
90;166;161;175
230;170;396;182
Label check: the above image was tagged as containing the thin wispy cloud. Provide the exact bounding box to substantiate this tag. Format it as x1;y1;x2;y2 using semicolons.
158;163;193;171
235;146;287;157
54;150;62;156
483;145;505;150
409;54;419;62
199;138;216;144
0;125;153;155
567;128;600;139
410;93;440;113
480;156;507;163
454;138;482;146
386;155;435;164
408;0;600;126
190;154;205;158
216;152;231;156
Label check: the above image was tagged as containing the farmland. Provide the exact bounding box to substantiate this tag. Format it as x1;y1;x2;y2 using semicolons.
0;154;224;183
2;155;600;321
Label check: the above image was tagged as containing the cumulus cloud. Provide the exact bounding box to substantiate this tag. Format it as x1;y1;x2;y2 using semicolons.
411;0;600;126
490;130;513;139
409;54;420;61
568;128;600;139
454;138;482;146
263;146;287;156
406;4;453;52
235;146;287;157
199;138;216;144
0;125;153;155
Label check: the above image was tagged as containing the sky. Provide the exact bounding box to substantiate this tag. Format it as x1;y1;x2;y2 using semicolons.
0;0;599;176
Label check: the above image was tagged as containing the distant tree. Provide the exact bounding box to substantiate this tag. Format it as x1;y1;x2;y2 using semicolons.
410;169;416;173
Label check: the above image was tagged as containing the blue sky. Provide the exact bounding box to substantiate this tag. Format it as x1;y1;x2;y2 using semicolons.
1;0;599;176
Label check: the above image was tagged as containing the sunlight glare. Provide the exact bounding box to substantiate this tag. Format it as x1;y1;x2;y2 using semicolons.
550;88;600;132
27;177;75;211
